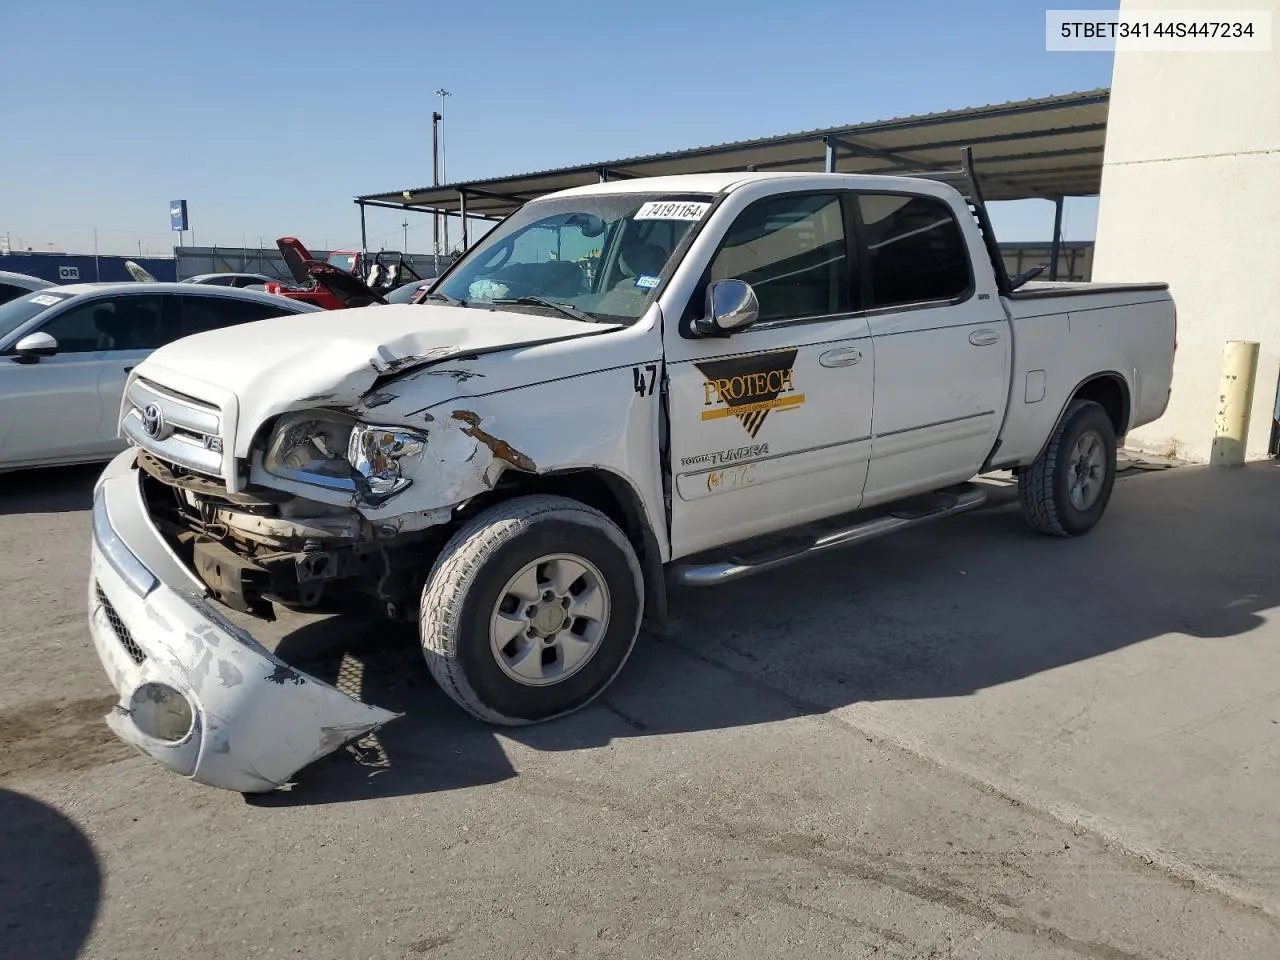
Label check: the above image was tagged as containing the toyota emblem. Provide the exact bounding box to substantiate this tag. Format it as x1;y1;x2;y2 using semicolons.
141;403;165;439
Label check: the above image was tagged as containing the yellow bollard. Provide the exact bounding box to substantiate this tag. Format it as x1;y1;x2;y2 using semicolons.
1209;340;1260;467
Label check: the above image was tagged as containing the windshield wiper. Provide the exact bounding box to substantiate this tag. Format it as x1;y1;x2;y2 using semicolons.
490;296;600;324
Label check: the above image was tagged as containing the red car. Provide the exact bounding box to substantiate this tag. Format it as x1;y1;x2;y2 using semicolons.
264;237;428;310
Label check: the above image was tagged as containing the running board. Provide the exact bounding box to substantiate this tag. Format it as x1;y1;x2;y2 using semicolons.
671;483;989;587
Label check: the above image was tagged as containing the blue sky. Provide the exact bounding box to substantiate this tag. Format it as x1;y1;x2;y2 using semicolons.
0;0;1116;257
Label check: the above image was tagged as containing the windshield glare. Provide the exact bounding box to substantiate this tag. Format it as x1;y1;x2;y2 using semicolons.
437;193;713;322
0;292;72;345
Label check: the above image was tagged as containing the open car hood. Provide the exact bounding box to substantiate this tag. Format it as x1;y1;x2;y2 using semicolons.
307;260;388;308
276;236;320;287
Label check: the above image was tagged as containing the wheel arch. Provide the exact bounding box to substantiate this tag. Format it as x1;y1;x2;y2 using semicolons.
1027;372;1131;467
478;467;668;635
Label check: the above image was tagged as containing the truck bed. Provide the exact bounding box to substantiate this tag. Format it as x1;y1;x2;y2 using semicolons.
991;280;1176;469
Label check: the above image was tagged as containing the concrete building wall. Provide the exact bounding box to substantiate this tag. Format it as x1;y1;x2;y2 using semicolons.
1091;0;1280;461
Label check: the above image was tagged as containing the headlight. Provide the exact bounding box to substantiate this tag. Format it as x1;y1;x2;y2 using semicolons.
263;411;358;490
348;425;425;499
261;411;426;503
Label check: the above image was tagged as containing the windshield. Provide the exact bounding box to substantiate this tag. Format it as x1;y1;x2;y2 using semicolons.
327;252;358;273
0;291;74;344
435;193;714;323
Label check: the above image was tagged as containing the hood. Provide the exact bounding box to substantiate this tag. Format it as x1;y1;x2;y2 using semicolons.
136;303;621;455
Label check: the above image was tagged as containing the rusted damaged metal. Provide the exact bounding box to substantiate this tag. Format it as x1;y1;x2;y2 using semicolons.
450;410;537;473
360;391;398;409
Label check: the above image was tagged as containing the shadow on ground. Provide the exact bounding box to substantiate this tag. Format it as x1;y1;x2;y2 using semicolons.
0;789;102;960
0;464;101;516
243;461;1280;805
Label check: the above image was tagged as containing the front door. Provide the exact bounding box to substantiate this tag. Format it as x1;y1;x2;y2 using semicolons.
0;293;170;467
664;191;874;559
0;296;126;467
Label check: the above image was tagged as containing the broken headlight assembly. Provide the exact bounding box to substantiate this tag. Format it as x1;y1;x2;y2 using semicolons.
262;411;426;502
347;424;426;498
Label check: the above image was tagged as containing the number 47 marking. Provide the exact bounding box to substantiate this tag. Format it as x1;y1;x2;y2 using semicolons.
632;364;659;397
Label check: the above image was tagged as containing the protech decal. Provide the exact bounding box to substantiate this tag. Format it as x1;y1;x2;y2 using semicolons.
680;443;769;468
695;349;805;439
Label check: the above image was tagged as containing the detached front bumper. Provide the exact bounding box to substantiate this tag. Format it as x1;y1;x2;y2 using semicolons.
87;449;400;793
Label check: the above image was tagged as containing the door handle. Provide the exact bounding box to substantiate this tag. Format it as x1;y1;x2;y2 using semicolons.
819;347;862;368
969;329;1000;346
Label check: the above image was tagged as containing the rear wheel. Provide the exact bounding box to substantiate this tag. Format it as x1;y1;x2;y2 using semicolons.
1018;399;1117;537
419;495;644;725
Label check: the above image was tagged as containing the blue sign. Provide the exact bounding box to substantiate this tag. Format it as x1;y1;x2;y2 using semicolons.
169;199;189;232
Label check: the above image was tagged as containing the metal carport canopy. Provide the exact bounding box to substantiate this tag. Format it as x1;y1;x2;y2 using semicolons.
356;88;1108;219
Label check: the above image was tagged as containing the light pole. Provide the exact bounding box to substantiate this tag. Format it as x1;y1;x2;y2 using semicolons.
431;110;443;272
435;88;452;256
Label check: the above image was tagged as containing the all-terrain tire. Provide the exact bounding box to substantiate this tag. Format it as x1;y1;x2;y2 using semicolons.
420;495;644;725
1018;399;1117;537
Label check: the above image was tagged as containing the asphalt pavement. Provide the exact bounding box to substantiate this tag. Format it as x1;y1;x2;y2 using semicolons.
2;458;1278;959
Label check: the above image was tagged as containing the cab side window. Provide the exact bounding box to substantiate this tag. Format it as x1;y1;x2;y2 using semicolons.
856;194;971;308
39;296;167;353
707;193;850;324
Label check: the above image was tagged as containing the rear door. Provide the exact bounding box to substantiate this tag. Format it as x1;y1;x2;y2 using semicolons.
856;192;1011;504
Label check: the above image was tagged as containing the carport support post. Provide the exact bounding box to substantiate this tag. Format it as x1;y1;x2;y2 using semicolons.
823;136;836;174
1049;195;1064;280
459;190;469;251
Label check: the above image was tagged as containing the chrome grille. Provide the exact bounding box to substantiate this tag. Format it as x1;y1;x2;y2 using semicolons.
95;582;146;665
121;377;224;479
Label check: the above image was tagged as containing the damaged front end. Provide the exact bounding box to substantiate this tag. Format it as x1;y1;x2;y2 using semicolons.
90;378;541;792
134;395;532;624
89;450;401;792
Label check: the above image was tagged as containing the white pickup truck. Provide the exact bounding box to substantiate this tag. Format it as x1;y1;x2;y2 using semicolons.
87;156;1176;791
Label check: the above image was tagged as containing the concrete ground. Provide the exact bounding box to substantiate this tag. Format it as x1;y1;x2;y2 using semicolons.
1;457;1278;959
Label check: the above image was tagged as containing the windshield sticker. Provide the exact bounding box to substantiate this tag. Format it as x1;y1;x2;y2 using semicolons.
28;294;63;306
695;349;805;439
635;200;710;221
634;274;661;290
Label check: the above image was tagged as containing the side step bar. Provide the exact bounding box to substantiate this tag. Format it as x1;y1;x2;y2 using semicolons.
671;483;989;587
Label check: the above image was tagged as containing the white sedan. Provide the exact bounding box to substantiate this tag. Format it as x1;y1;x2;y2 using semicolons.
0;270;55;305
0;282;321;472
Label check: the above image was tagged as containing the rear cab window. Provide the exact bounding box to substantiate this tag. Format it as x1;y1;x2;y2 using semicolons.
855;193;972;308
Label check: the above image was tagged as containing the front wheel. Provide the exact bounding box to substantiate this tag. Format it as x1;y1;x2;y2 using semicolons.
419;495;644;725
1018;399;1117;537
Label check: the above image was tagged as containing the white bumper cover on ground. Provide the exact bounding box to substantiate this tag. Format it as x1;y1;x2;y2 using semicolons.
87;449;399;792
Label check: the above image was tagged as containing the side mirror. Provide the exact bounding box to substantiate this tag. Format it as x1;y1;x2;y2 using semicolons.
693;279;760;337
13;331;59;363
